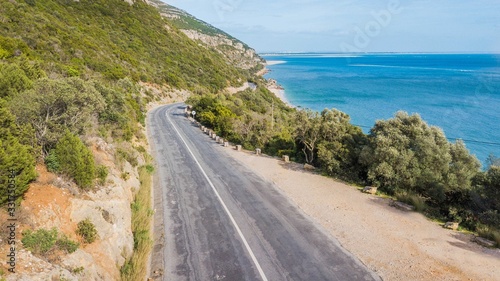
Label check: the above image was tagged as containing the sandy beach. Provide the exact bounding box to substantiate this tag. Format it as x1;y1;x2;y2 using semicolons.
221;149;500;281
265;77;294;107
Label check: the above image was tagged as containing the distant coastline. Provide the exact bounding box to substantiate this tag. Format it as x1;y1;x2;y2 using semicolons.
258;61;293;107
266;60;287;66
266;79;293;107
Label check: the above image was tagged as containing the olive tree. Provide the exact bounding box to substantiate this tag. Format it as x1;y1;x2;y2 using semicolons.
361;112;451;194
316;109;367;181
294;109;321;164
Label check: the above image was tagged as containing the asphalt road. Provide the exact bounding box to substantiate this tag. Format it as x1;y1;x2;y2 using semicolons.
148;103;380;281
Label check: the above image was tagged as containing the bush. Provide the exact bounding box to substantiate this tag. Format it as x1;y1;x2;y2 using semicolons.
395;190;427;212
55;131;96;189
56;235;79;253
45;149;60;172
0;101;37;205
22;228;58;255
96;165;108;185
116;148;138;167
144;164;154;174
76;218;98;244
477;225;500;248
22;228;79;255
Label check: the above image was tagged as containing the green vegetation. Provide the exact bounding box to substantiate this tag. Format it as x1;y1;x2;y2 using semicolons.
76;218;98;244
22;228;79;255
189;92;499;247
0;100;37;205
54;131;96;188
56;234;80;254
71;266;85;275
0;0;249;193
10;77;105;152
96;165;109;185
0;0;243;91
120;165;154;281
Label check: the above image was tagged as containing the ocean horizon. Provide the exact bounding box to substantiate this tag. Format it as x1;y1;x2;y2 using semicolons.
262;53;500;165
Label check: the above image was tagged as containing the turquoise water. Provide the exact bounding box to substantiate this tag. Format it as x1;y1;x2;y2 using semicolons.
262;53;500;165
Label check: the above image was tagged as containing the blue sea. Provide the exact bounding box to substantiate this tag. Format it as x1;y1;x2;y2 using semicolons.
262;53;500;165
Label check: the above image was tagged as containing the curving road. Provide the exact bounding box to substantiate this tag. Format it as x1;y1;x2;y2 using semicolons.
148;103;380;281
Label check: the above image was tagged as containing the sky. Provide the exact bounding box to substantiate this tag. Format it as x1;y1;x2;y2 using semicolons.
165;0;500;53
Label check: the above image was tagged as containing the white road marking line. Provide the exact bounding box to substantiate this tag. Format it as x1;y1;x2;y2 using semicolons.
165;109;269;281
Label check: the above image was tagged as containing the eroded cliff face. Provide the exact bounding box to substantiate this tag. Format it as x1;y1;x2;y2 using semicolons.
180;29;263;70
146;0;265;71
0;138;139;280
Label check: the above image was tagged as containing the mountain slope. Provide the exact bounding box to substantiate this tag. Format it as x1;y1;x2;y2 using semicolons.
0;0;244;91
147;0;265;72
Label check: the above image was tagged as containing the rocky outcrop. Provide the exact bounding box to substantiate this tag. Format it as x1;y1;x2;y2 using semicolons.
180;29;263;70
3;137;143;280
146;0;265;71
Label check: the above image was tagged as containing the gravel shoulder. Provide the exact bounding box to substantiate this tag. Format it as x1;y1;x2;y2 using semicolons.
222;149;500;281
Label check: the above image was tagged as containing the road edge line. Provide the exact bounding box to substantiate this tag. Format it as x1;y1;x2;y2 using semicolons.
165;108;269;281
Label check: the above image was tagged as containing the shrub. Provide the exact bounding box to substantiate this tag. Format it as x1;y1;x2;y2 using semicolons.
76;218;98;244
395;190;427;212
477;225;500;248
56;235;79;253
96;165;108;185
116;148;138;167
21;228;79;255
21;228;58;255
45;149;60;172
72;267;85;274
0;101;37;205
144;164;154;174
55;131;96;189
121;172;130;181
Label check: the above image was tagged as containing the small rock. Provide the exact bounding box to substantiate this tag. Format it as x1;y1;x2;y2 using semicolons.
363;186;377;195
304;163;316;170
444;222;459;231
282;155;290;162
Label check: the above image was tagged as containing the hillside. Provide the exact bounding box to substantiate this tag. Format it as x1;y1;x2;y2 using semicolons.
147;0;265;71
0;0;246;91
0;0;263;280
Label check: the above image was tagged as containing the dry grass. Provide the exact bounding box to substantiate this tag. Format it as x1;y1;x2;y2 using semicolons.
120;165;154;281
